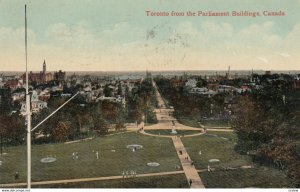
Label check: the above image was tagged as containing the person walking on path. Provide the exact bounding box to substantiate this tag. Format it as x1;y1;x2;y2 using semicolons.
14;172;19;180
189;179;193;186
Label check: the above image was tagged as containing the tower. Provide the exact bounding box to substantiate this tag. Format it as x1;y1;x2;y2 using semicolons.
43;59;46;74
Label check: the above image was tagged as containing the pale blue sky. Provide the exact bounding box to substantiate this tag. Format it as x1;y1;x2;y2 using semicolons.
0;0;299;71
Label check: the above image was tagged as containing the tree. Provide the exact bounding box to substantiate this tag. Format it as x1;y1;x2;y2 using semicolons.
115;122;125;132
93;117;109;135
0;88;13;113
196;79;207;88
0;119;8;155
101;100;118;122
117;83;122;96
52;121;71;142
231;96;267;153
104;84;112;97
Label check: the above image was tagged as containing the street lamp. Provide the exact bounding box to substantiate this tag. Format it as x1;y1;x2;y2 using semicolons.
24;5;31;188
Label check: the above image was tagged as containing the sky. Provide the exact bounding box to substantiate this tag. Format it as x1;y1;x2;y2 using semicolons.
0;0;299;71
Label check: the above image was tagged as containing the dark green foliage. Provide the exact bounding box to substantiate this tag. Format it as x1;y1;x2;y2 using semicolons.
155;77;226;125
104;84;112;97
127;77;157;124
196;79;207;88
0;88;13;113
231;74;300;186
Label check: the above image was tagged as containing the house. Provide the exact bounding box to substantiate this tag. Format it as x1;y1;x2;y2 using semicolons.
20;100;47;115
96;95;126;108
240;85;251;92
218;85;233;93
185;78;197;88
5;79;23;90
170;79;183;87
20;90;48;115
202;90;218;97
190;87;208;94
207;83;218;91
12;92;25;101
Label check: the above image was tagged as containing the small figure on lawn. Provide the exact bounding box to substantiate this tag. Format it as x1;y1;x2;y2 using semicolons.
14;171;19;180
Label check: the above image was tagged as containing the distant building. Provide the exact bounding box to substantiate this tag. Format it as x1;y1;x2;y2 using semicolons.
22;60;53;84
54;70;66;82
265;71;271;75
218;85;233;93
4;79;23;90
170;79;183;87
207;83;218;91
185;78;197;88
22;60;66;85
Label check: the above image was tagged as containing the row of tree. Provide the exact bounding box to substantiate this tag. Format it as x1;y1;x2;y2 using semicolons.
127;77;158;125
154;77;227;121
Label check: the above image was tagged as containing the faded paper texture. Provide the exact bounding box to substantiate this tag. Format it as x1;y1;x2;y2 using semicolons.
0;0;299;189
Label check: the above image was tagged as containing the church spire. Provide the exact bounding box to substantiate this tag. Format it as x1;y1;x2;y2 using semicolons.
43;59;46;74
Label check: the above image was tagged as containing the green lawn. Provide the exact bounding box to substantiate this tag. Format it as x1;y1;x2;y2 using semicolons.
175;114;231;128
33;174;189;188
0;132;181;184
182;131;251;169
206;131;238;142
182;131;294;188
200;168;293;188
145;129;202;136
202;119;230;127
174;115;201;128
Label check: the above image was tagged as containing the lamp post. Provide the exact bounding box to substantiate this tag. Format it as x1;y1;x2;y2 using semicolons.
25;5;32;188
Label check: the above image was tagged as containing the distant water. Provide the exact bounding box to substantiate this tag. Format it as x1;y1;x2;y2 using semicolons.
65;70;300;79
1;70;299;80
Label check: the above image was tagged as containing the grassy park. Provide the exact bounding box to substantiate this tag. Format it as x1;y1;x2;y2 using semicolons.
182;131;252;170
175;115;201;128
0;130;294;188
182;131;293;188
33;174;189;188
200;168;293;188
0;132;180;184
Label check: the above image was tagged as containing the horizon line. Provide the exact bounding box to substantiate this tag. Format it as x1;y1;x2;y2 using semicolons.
2;69;300;73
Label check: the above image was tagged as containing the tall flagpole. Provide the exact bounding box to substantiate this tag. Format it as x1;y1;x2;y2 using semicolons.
25;4;31;189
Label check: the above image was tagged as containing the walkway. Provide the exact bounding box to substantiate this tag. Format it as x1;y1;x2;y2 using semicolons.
0;165;254;188
172;137;205;188
139;81;206;188
0;170;185;188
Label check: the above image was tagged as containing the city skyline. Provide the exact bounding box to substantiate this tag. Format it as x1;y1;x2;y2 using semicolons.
0;0;300;71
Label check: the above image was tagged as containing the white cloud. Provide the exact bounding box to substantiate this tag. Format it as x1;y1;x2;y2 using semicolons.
275;52;291;58
1;18;300;71
257;57;269;63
